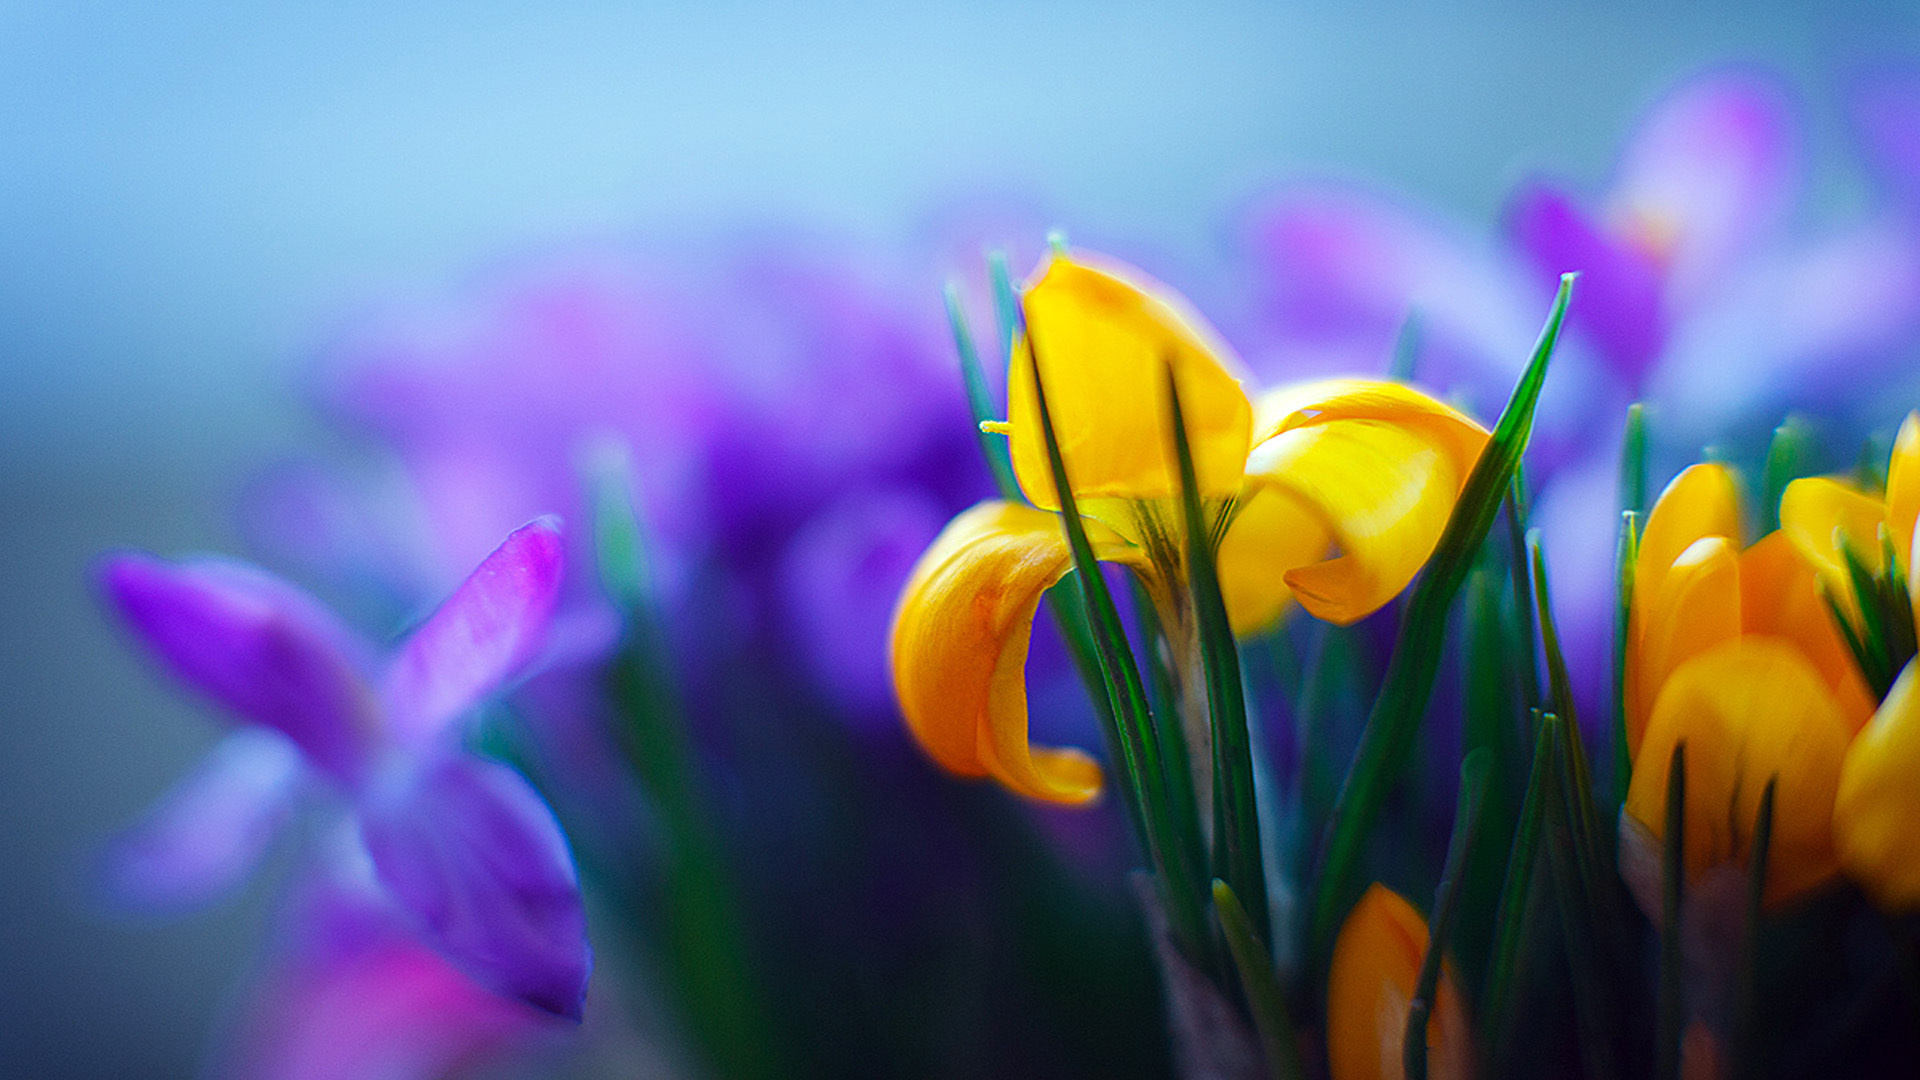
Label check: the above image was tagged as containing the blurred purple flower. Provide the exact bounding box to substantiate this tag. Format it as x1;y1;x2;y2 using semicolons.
1241;66;1920;727
215;842;570;1080
100;518;592;1020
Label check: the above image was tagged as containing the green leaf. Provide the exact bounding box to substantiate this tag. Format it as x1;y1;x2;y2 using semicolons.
1405;750;1491;1080
1480;718;1555;1063
1528;531;1610;898
1167;361;1266;941
1762;414;1815;534
1307;273;1575;960
1541;711;1619;1080
1025;318;1208;954
1619;402;1647;518
591;449;781;1080
1656;742;1686;1080
1214;881;1307;1080
943;281;1019;501
1613;510;1640;808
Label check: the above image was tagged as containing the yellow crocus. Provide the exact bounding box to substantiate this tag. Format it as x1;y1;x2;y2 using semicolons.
1779;412;1920;910
1326;883;1472;1080
1779;411;1920;619
1622;463;1872;907
890;250;1488;804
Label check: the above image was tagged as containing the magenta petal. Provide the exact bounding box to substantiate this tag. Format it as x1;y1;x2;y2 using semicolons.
383;518;565;746
102;729;304;909
100;554;377;780
359;754;590;1020
1507;181;1667;391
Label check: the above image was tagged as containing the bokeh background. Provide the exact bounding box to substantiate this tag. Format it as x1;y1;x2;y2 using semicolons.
5;2;1919;1075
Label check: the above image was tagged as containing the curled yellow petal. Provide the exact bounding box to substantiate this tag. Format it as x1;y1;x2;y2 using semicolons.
1835;659;1920;911
1625;638;1852;907
1215;483;1333;635
1738;531;1875;732
1326;884;1473;1080
889;500;1143;805
1005;252;1253;510
1780;475;1890;598
1238;380;1489;627
1633;463;1742;623
1627;536;1742;756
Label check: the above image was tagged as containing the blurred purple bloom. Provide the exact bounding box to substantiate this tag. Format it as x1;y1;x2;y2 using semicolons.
100;518;591;1021
217;847;568;1080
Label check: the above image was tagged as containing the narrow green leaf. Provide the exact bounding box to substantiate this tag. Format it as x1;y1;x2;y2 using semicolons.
1541;712;1619;1080
1656;742;1686;1080
1528;530;1609;901
1214;881;1307;1080
1457;558;1523;994
1821;578;1886;697
943;281;1019;501
591;450;781;1080
1308;274;1576;960
1613;510;1640;808
1879;526;1918;674
989;250;1020;365
1405;750;1491;1080
1505;480;1544;706
1025;320;1208;953
1762;414;1815;534
1620;402;1647;517
1167;361;1266;940
1480;718;1555;1061
1130;575;1209;913
1730;779;1776;1080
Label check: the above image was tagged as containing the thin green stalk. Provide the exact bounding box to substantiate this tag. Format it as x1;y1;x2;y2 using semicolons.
1405;750;1491;1080
1481;719;1555;1059
1613;510;1640;808
1730;780;1776;1080
944;281;1019;500
1542;713;1618;1080
1167;362;1266;941
1307;274;1574;961
1215;881;1307;1080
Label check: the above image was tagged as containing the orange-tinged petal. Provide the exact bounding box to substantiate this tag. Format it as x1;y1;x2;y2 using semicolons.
1625;638;1852;907
1240;380;1489;627
1739;531;1876;732
1633;463;1743;624
1627;536;1742;755
1004;252;1252;510
1780;475;1890;597
1835;659;1920;910
1888;412;1920;591
1214;483;1332;635
889;500;1145;805
1327;884;1473;1080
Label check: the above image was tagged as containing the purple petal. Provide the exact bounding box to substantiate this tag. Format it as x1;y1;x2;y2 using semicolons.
1507;181;1668;391
1608;68;1797;300
358;754;591;1020
101;729;304;909
383;518;565;746
99;554;377;781
219;868;564;1080
1853;65;1920;205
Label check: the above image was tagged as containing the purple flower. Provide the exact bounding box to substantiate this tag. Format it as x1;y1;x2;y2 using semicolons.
99;518;592;1020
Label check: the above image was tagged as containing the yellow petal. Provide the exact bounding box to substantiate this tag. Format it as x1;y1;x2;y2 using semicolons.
1887;412;1920;596
1625;638;1852;907
1626;536;1741;756
1215;483;1333;635
1005;252;1253;510
1326;884;1473;1080
889;500;1146;805
1835;660;1920;911
1739;531;1876;732
1239;380;1489;626
1633;463;1742;625
1779;475;1889;600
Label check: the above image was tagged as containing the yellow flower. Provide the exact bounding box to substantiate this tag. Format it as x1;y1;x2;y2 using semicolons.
1326;883;1472;1080
890;251;1488;804
1622;463;1873;907
1779;411;1920;623
1779;413;1920;910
